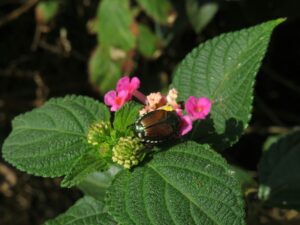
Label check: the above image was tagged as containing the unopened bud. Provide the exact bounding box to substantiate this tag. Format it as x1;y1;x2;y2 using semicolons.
87;121;111;146
112;137;144;169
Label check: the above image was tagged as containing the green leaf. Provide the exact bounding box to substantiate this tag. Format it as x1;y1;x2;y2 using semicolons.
172;18;285;150
136;0;173;24
262;134;282;152
113;102;142;135
44;196;117;225
137;24;159;58
88;46;122;94
230;165;255;190
258;130;300;210
61;150;109;188
36;0;60;24
78;165;122;201
186;0;218;33
2;95;110;177
106;141;245;225
98;0;136;51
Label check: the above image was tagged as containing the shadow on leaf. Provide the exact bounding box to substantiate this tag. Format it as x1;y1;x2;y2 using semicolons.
188;116;244;151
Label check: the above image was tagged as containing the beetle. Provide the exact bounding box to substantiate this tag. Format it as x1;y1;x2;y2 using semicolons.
133;109;182;144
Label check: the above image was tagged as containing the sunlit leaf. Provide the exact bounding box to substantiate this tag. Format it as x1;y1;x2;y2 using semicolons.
2;95;109;177
106;141;245;225
44;196;117;225
172;19;284;150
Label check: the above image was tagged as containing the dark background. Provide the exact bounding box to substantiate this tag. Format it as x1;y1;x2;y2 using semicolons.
1;0;300;224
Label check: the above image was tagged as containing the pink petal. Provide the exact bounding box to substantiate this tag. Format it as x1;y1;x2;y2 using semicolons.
104;90;130;112
118;90;129;99
185;96;212;120
146;92;166;110
110;97;123;111
116;76;130;92
104;90;116;106
117;76;140;94
197;97;212;118
175;108;183;116
111;90;129;111
118;90;130;100
179;115;193;136
111;104;121;112
130;77;140;91
185;96;198;118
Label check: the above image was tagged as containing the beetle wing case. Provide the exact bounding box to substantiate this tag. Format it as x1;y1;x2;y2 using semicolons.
134;110;181;143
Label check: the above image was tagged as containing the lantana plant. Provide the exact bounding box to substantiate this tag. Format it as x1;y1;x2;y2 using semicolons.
83;75;212;170
102;76;211;168
105;76;211;136
1;19;287;225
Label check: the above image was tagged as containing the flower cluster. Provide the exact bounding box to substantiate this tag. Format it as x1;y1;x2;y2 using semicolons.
87;121;110;146
86;121;112;156
104;76;212;136
104;76;140;111
112;137;144;169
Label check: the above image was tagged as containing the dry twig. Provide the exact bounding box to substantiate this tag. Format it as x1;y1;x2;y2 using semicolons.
0;0;39;27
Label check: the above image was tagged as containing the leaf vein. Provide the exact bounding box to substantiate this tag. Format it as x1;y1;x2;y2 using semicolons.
148;164;220;225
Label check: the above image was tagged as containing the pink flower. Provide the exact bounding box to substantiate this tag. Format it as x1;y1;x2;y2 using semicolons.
104;76;142;111
166;88;178;106
146;92;167;110
116;76;140;100
139;92;167;115
139;106;150;116
179;115;193;136
174;107;183;116
185;96;212;121
104;90;128;112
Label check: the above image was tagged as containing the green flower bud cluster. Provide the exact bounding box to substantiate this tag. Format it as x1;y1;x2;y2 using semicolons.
112;137;144;169
86;121;146;169
87;121;111;146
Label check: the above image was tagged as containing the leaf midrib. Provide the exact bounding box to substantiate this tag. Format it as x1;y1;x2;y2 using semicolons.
211;29;270;100
8;139;84;160
47;103;86;133
148;164;220;225
11;127;85;137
